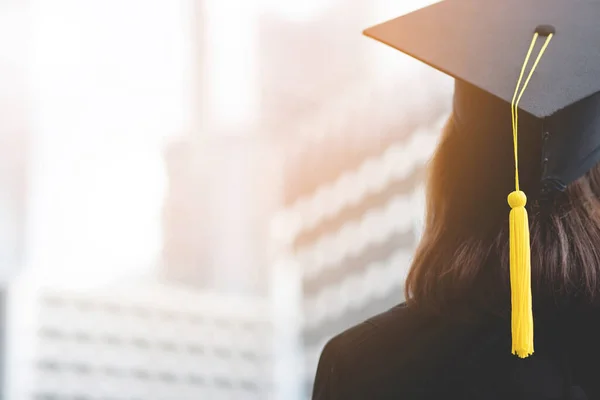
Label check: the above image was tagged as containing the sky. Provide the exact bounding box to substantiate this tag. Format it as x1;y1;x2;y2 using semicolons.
26;0;192;286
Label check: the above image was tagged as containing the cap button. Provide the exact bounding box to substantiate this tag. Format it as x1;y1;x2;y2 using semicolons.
543;131;550;140
535;24;556;36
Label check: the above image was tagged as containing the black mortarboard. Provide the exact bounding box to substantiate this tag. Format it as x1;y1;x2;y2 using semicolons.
364;0;600;193
364;0;600;359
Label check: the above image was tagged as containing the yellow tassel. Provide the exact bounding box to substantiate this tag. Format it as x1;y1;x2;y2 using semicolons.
507;32;553;358
508;190;533;358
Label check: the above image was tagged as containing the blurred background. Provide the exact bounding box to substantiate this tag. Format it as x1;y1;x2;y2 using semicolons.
0;0;452;398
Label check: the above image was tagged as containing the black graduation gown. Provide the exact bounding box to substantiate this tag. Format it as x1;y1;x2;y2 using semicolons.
312;303;600;400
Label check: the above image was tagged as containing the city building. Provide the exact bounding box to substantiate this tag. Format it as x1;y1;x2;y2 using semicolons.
161;137;215;290
0;4;31;394
4;277;272;400
272;74;451;395
0;0;29;280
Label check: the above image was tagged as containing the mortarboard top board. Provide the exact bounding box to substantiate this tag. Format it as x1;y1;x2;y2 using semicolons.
363;0;600;193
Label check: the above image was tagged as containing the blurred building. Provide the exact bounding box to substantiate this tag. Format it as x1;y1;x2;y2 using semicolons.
160;0;284;296
158;0;442;297
160;135;281;296
161;137;214;289
162;1;452;397
0;1;29;279
0;4;31;394
272;74;451;395
4;278;272;400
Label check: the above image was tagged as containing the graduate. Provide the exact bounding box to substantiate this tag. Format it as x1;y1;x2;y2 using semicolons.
312;1;600;399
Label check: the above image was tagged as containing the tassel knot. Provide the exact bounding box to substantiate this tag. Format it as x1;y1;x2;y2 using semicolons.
508;191;527;208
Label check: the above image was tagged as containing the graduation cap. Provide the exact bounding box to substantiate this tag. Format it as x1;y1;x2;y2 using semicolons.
364;0;600;358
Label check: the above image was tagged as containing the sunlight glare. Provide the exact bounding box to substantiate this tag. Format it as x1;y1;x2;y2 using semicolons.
27;0;189;287
262;0;336;22
203;0;259;130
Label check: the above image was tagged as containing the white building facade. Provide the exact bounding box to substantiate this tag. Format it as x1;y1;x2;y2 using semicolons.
4;278;272;400
271;75;451;396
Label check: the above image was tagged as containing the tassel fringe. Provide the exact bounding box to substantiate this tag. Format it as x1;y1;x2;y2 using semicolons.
508;190;534;358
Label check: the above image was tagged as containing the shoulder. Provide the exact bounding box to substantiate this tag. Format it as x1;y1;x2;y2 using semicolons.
319;303;425;363
312;303;462;400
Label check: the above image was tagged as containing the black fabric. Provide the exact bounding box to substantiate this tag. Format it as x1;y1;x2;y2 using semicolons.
312;303;600;400
364;0;600;191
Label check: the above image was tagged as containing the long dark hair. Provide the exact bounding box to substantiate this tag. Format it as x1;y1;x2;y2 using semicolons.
405;114;600;317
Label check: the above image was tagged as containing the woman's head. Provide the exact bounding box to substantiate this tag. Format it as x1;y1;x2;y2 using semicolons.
405;109;600;316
